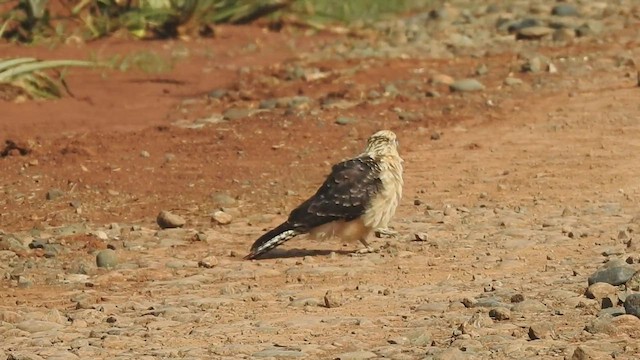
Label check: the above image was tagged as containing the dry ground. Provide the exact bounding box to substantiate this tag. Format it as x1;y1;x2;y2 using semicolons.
1;17;640;360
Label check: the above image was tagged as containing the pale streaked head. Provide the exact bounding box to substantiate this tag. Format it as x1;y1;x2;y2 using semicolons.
364;130;400;157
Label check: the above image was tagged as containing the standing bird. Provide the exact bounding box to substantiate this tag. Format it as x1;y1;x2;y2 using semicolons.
245;130;403;260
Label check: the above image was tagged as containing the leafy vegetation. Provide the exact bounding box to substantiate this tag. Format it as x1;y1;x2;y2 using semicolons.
0;0;435;99
0;0;435;43
0;57;98;100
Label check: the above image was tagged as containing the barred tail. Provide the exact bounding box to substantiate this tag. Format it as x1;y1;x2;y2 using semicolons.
245;222;300;260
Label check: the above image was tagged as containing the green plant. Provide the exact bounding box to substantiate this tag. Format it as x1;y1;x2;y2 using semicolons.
0;57;97;99
0;0;53;42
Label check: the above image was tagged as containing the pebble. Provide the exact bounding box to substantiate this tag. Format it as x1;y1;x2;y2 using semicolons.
324;290;344;308
528;323;553;340
588;263;637;285
222;107;254;120
624;293;640;317
335;117;356;125
212;210;232;225
553;28;576;42
504;77;523;86
210;192;237;207
335;351;377;360
156;210;186;229
571;346;603;360
46;188;64;200
506;18;542;33
576;21;603;37
197;255;218;268
626;270;640;291
96;249;118;268
252;348;304;358
489;307;511;320
16;320;63;333
17;275;33;288
516;26;554;40
585;282;618;308
450;79;485;92
511;299;547;313
551;4;580;17
522;57;544;73
430;74;455;85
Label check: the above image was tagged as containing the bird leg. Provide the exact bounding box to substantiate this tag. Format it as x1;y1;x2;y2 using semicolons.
375;227;398;238
354;238;375;255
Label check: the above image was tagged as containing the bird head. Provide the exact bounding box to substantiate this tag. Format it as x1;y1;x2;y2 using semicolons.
364;130;400;158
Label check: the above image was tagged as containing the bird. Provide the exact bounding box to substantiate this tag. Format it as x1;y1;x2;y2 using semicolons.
245;129;403;260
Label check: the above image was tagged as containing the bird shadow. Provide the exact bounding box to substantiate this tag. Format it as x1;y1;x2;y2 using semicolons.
249;248;353;260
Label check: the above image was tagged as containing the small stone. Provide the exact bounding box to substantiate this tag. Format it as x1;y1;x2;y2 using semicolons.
512;299;547;313
576;21;603;37
222;107;254;120
624;293;640;318
571;346;603;360
528;323;553;340
551;4;579;17
96;249;118;269
414;233;429;241
430;73;455;85
198;256;219;268
28;239;45;249
17;276;33;288
507;18;542;33
504;77;523;86
553;28;576;42
252;348;304;358
588;263;637;286
387;336;409;345
208;89;228;99
625;270;640;291
459;312;493;336
212;210;232;225
516;26;554;40
94;231;108;241
335;117;356;125
430;132;441;140
140;150;150;158
324;290;343;308
46;189;64;200
210;192;236;207
16;320;63;333
334;351;377;360
522;57;543;73
585;282;618;308
156;210;186;229
407;328;431;346
450;79;485;92
397;111;421;122
475;64;488;76
489;307;511;320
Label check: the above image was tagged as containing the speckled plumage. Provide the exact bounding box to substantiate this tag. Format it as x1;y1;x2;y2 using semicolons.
245;130;403;260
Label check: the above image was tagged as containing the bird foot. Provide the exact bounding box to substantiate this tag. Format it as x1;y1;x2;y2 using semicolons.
351;246;376;257
375;228;398;238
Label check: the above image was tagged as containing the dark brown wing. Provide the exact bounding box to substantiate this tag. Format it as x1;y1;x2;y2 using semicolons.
287;156;382;232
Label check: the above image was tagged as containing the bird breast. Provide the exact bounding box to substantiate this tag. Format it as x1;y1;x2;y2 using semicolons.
363;155;403;229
